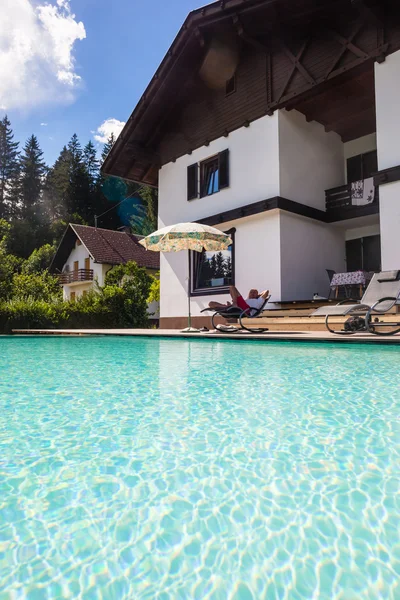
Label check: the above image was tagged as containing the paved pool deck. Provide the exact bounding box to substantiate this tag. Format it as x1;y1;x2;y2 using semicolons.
10;328;400;344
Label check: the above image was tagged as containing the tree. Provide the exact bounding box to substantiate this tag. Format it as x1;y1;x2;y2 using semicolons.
67;134;91;219
0;116;20;218
0;219;22;299
83;141;99;187
19;135;47;220
22;244;56;274
11;271;62;302
101;133;116;163
99;261;152;328
43;146;72;221
224;256;232;279
130;186;158;236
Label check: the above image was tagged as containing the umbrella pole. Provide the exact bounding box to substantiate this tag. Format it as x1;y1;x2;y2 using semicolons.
181;252;200;333
188;270;192;329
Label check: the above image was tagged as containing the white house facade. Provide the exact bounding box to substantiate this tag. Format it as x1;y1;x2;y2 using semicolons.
102;0;400;328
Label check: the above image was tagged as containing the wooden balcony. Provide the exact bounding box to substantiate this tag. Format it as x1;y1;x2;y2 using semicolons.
58;269;94;285
325;183;379;222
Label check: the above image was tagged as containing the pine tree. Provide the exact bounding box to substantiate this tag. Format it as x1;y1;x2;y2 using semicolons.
214;252;226;278
43;146;72;221
97;133;125;229
0;115;20;218
83;141;99;187
67;134;91;219
19;135;47;220
101;133;116;163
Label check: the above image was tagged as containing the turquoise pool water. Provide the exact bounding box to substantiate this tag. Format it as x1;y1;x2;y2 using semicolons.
0;337;399;599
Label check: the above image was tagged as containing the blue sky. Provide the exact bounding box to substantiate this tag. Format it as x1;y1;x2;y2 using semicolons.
0;0;203;166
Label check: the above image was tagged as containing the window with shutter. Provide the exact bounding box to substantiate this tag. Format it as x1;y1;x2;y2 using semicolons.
219;149;229;189
198;149;230;198
347;150;377;183
187;163;198;201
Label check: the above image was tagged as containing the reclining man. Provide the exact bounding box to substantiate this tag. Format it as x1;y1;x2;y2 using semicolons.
208;286;269;315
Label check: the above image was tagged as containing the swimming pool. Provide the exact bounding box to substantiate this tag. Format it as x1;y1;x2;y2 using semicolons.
0;336;399;599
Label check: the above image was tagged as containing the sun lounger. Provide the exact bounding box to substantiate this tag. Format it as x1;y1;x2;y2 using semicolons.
201;296;270;333
312;270;400;335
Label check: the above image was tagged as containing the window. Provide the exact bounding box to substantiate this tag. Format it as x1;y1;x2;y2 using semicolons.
76;239;82;246
84;257;90;271
226;75;236;96
70;292;76;301
187;149;229;200
190;228;235;296
347;150;377;183
82;290;88;297
201;156;219;196
346;235;381;272
73;261;79;272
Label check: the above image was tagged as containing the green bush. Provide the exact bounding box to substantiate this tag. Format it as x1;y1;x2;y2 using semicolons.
12;271;62;302
22;244;56;274
0;298;66;333
148;274;160;303
0;260;153;333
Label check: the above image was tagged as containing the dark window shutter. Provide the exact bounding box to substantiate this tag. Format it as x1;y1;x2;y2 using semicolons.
347;155;363;183
362;150;378;179
187;163;198;201
219;149;230;189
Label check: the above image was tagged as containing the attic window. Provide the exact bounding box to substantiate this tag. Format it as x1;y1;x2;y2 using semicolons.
226;75;236;96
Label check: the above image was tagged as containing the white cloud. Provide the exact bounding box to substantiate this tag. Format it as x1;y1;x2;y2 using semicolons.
0;0;86;111
40;122;48;126
94;118;126;144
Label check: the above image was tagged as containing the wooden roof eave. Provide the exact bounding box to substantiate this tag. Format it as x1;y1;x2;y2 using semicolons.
101;0;359;184
101;0;278;181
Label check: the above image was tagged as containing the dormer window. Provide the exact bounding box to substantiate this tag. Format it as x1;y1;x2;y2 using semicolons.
225;75;236;96
187;149;229;201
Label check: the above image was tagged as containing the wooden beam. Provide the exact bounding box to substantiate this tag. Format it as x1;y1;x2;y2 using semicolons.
278;39;316;87
125;142;160;165
197;196;327;227
277;38;311;102
374;165;400;187
324;22;365;78
232;15;268;53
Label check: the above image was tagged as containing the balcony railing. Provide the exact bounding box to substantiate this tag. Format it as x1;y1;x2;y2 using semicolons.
325;182;379;221
58;269;94;285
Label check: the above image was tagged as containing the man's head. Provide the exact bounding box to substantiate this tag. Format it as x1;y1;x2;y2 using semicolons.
248;289;259;299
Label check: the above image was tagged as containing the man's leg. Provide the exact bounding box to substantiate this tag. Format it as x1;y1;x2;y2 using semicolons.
208;286;241;310
229;286;242;306
208;301;229;309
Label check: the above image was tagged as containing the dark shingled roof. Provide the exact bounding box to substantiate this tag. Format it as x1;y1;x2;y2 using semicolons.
50;224;159;273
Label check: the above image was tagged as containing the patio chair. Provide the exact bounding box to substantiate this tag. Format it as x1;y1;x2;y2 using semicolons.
312;270;400;335
200;295;270;333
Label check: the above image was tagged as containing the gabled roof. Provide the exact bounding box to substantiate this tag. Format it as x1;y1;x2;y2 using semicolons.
50;224;160;273
100;0;348;186
101;0;399;187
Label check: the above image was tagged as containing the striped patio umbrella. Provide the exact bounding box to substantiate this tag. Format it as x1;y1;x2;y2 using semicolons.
139;223;232;332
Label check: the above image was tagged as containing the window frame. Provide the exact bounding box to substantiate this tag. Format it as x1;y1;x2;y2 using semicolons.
189;228;236;297
187;149;229;201
346;150;378;183
225;75;236;96
200;155;220;198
